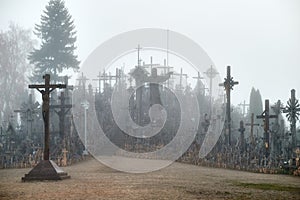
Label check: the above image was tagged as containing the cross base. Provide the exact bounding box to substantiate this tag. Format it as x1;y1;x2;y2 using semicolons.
22;160;70;182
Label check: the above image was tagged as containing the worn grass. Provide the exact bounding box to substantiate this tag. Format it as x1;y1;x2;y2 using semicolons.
232;182;300;192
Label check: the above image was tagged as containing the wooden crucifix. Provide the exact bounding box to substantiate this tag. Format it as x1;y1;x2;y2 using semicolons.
29;74;66;160
219;66;239;146
256;99;277;158
50;92;72;142
245;113;260;146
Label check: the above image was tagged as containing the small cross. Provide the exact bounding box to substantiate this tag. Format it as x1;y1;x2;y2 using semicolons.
238;100;249;116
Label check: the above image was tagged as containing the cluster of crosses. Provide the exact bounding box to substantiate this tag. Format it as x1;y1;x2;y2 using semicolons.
20;61;300;181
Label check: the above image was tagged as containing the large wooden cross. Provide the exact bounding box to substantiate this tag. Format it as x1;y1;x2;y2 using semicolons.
50;92;72;142
256;99;277;158
219;66;239;146
29;74;66;160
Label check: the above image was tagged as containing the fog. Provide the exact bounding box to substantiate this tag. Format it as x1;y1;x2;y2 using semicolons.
1;0;299;107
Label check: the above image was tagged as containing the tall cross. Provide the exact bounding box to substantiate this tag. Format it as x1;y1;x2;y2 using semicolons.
282;89;300;149
245;113;260;146
238;100;249;116
256;99;278;159
219;66;239;146
29;74;66;160
204;65;219;117
50;92;72;142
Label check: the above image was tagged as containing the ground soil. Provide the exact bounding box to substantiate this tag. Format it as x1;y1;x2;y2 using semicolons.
0;158;299;200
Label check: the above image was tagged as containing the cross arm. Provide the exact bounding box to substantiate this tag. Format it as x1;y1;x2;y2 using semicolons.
245;123;260;126
269;115;278;118
50;105;72;109
29;84;66;89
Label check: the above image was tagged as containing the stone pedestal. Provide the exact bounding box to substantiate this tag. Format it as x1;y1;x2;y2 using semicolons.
22;160;70;181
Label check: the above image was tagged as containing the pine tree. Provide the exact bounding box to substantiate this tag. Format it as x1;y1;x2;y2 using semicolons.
28;0;80;83
248;87;263;122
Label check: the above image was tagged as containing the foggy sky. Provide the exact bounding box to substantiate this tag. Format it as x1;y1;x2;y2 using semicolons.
0;0;299;108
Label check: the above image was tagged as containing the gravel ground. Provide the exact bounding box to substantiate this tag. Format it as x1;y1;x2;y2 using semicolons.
0;158;299;200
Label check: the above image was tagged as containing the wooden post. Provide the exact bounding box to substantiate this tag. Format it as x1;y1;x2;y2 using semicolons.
238;120;246;153
257;99;277;159
245;113;260;146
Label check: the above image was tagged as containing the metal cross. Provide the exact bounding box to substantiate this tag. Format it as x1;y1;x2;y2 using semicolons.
282;89;300;149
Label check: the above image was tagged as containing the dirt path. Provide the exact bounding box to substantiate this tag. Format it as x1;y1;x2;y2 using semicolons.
0;158;299;200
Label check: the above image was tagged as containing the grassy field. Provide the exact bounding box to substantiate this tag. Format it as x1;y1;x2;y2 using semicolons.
0;158;299;200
